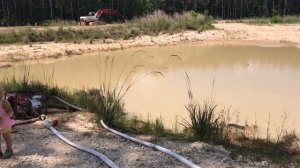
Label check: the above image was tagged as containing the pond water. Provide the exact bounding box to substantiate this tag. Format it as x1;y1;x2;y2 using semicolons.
1;43;300;138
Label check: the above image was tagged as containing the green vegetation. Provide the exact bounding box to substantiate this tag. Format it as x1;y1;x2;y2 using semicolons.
183;94;299;165
114;115;171;138
1;77;68;99
0;11;213;45
41;19;78;27
185;99;224;140
129;11;213;35
243;15;300;25
230;134;299;163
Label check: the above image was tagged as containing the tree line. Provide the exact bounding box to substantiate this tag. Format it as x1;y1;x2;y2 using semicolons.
0;0;299;26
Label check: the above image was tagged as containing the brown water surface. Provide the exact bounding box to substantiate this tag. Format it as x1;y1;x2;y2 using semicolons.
1;43;300;137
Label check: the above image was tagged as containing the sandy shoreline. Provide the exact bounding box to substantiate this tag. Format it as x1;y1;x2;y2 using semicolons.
1;22;300;68
1;112;278;168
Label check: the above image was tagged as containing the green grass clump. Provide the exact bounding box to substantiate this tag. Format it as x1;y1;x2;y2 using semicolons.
141;116;152;134
117;115;170;137
1;77;66;97
0;31;21;44
98;88;124;128
281;15;300;24
41;19;78;26
131;10;213;35
153;117;165;137
227;132;299;165
185;99;225;141
243;18;270;25
243;15;300;25
271;15;283;23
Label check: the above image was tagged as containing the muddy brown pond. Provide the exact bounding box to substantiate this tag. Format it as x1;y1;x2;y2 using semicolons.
1;43;300;138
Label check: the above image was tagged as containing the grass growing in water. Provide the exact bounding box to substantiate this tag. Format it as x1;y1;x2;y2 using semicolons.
185;99;225;141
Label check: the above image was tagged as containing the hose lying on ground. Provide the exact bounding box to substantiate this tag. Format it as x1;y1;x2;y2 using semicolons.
53;97;200;168
51;96;83;111
101;120;201;168
12;114;47;128
43;120;118;168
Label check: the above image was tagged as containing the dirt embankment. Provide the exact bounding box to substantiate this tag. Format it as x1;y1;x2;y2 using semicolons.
1;112;276;168
1;22;300;68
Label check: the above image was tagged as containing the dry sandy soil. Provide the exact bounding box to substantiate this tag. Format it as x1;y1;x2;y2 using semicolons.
1;112;277;168
1;22;300;68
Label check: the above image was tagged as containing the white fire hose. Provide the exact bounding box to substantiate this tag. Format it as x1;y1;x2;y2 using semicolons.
51;96;83;111
101;120;200;168
50;97;201;168
43;119;118;168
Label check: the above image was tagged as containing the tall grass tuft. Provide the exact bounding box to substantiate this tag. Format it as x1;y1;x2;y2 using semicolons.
98;87;124;128
130;10;213;35
185;99;223;140
90;52;164;128
141;115;152;134
153;117;165;137
169;54;225;141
